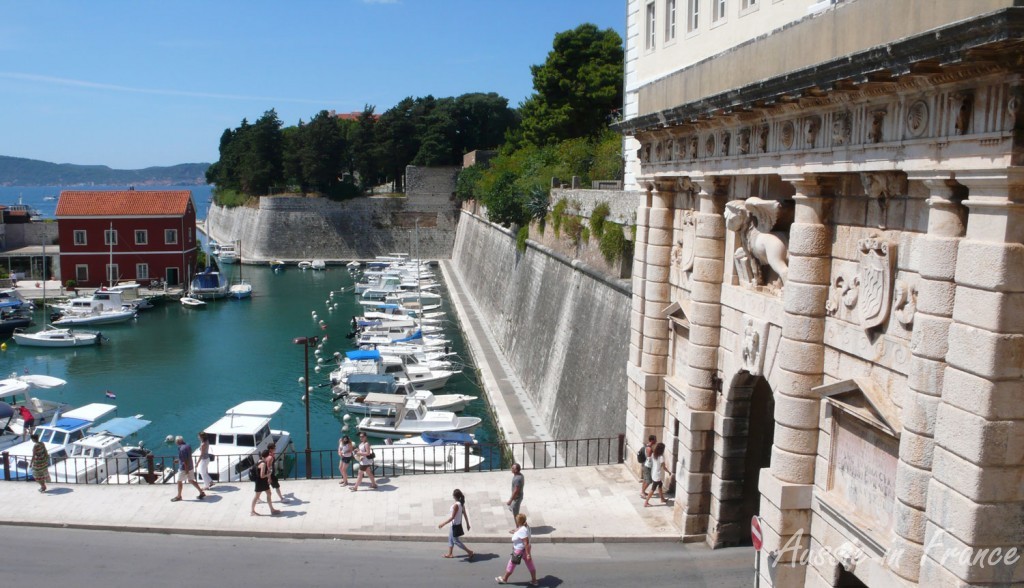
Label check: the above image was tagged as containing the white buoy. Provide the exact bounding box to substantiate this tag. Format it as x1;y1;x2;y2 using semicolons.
314;349;321;356
323;336;329;343
330;292;335;298
341;425;348;432
342;414;352;422
298;376;305;384
334;351;341;358
317;358;324;364
314;366;322;373
307;386;313;393
301;395;307;402
165;435;174;444
333;405;341;412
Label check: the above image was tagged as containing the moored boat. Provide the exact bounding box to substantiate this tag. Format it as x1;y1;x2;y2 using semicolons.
194;401;293;484
49;415;153;484
357;397;480;439
12;325;103;347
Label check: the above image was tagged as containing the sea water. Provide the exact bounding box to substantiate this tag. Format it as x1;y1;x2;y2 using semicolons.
1;186;494;473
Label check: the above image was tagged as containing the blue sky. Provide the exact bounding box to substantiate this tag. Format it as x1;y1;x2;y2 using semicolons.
0;0;624;169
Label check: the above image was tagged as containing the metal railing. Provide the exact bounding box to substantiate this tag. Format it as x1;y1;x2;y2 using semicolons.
2;435;625;485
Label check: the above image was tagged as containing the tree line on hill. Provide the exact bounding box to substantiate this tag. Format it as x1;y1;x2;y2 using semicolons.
0;155;209;187
206;23;624;215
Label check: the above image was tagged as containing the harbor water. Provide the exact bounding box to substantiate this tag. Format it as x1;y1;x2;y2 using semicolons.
2;258;495;475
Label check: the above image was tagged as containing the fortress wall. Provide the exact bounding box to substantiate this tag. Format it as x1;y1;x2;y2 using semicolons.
451;210;631;440
206;166;460;261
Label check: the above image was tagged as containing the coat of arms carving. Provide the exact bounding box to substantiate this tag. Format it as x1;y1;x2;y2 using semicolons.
857;237;896;330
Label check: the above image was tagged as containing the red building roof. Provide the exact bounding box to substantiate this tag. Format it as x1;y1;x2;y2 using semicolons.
56;190;193;217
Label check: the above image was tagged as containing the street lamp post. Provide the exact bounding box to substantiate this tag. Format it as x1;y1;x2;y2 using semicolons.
293;335;319;478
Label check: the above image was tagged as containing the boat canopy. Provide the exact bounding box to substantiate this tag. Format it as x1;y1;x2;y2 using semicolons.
51;417;91;431
348;374;397;394
421;431;475;445
346;349;381;361
225;401;283;417
192;269;222;289
393;330;423;343
18;374;67;389
88;416;151;437
359;393;407;408
63;403;117;422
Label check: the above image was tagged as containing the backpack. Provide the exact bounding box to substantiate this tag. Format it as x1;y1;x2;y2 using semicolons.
637;446;647;464
248;461;261;482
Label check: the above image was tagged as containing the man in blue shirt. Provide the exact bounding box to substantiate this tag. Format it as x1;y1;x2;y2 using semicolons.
171;435;206;502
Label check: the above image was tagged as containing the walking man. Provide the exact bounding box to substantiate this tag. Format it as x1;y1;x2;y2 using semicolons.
506;463;524;531
171;435;206;502
640;434;656;498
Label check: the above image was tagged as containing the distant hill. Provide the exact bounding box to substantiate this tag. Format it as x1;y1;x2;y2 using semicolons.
0;155;210;186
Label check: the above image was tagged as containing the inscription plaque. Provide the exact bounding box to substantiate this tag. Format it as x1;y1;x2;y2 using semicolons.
827;410;898;535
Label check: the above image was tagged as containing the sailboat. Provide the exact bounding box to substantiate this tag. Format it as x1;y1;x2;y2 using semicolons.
12;239;103;347
229;239;252;299
189;239;229;300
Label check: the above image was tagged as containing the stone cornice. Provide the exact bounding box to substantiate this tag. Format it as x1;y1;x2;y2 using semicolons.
615;8;1024;135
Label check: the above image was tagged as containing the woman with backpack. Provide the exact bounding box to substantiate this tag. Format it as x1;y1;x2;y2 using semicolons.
438;488;474;560
250;450;280;516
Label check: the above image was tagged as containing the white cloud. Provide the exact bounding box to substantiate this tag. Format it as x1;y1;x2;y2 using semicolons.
0;72;335;105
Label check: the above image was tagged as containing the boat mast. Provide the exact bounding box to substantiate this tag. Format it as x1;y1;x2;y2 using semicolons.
108;221;114;288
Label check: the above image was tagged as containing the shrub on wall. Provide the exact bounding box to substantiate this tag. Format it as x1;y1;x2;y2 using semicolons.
516;225;529;253
213;188;251;208
590;201;610;240
581;227;590;243
600;224;627;264
563;215;583;245
552;198;568;237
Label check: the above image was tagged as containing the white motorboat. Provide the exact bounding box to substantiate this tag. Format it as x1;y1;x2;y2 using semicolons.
311;259;326;271
298;260;314;271
190;267;229;299
215;243;239;265
49;415;152;484
0;287;34;311
372;433;483;474
51;305;136;326
0;374;70;450
4;403;118;479
194;401;293;484
180;296;207;308
332;374;476;414
330;350;457;391
12;325;103;347
357;397;481;439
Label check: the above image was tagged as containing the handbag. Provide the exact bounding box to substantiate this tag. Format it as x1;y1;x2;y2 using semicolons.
510;551;523;565
452;523;464;538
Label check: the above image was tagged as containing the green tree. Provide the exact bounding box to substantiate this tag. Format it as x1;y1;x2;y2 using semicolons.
238;109;284;195
300;110;346;193
516;24;623;147
351;105;379;191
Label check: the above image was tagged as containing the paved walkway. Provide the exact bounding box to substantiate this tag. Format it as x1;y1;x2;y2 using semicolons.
1;466;678;543
3;260;685;545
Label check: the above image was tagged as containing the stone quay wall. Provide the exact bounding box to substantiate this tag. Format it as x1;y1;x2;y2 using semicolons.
451;209;631;440
206;166;460;261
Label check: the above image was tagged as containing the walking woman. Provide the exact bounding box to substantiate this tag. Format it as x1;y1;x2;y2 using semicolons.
643;442;671;507
438;488;474;560
197;432;213;491
251;450;280;516
350;432;377;491
30;433;49;493
337;435;354;486
496;513;538;585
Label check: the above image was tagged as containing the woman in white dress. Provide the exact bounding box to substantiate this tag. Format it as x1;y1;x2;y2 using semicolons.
496;513;537;585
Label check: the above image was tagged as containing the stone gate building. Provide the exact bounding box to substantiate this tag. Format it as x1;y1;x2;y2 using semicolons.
618;1;1024;586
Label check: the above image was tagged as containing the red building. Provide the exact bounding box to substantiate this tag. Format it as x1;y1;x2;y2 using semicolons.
55;190;198;288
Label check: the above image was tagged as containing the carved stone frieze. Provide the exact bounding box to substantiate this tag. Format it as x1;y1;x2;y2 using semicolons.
906;99;929;138
832;111;852;145
671;211;698;274
758;125;769;153
739;128;751;155
738;315;770;376
781;121;795;149
868;108;887;143
725;197;790;291
689;136;699;159
721;131;731;157
952;91;973;135
705;134;716;157
892;279;917;328
805;116;821;147
856;237;896;331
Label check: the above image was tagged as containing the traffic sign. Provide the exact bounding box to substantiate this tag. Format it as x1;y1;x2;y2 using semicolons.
751;515;763;552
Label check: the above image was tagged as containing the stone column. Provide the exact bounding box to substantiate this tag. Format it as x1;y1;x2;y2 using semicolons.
625;180;673;471
888;175;966;582
919;170;1024;586
676;176;728;541
760;174;834;588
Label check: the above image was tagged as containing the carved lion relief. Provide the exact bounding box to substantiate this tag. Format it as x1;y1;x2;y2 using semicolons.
725;197;790;291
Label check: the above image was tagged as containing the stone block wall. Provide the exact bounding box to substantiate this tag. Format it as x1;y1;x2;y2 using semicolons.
550;188;643;225
451;210;631;441
206;166;460;261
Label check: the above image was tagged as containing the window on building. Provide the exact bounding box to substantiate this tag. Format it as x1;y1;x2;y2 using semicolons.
714;0;726;22
646;2;656;49
75;265;89;282
136;263;149;280
135;230;148;245
106;264;119;284
73;230;87;246
665;0;677;41
741;0;758;12
165;229;178;245
687;0;700;32
104;229;118;246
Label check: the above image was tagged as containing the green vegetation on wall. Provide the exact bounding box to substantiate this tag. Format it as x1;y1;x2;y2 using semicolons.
590;201;610;240
600;224;628;265
516;225;529;253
